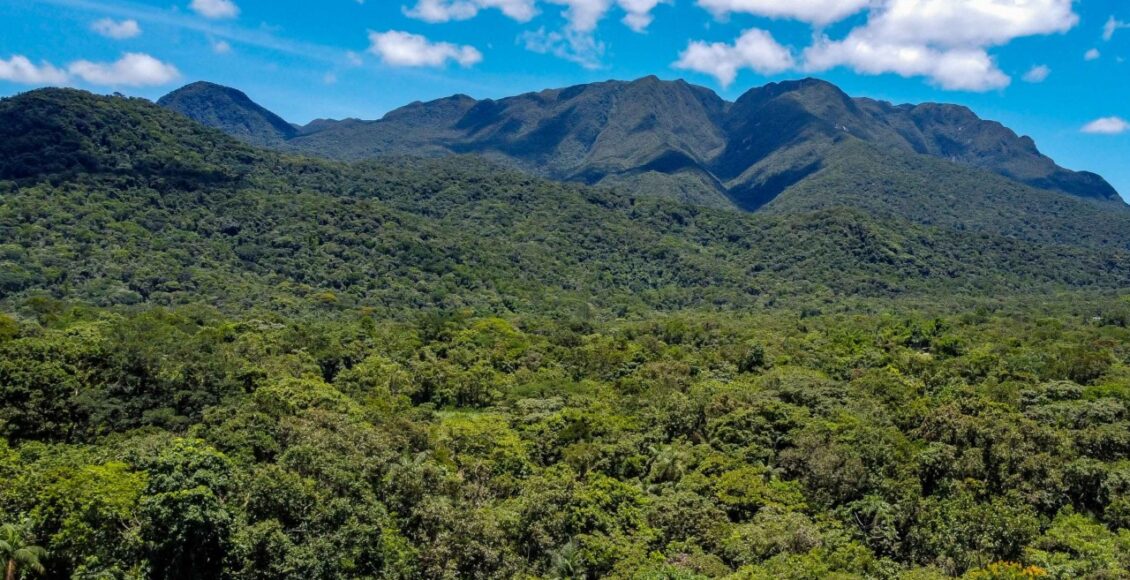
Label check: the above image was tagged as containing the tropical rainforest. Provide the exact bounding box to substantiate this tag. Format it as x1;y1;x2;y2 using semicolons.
1;85;1130;579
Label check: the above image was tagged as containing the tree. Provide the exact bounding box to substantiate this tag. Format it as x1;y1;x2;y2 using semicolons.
0;521;47;580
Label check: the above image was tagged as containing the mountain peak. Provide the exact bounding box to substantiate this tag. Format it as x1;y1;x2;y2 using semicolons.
736;77;849;103
158;81;296;147
156;77;1122;206
1;86;255;181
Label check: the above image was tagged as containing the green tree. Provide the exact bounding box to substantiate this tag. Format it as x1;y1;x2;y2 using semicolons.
0;522;47;580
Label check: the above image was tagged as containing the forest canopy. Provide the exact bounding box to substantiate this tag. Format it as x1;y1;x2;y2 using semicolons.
1;88;1129;579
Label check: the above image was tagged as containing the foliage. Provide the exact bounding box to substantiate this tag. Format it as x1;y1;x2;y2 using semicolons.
0;305;1128;577
2;90;1130;321
1;87;1130;579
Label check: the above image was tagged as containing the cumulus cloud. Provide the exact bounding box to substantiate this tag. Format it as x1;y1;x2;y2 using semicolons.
403;0;538;23
696;0;870;27
91;18;141;40
545;0;614;33
522;27;605;68
405;0;664;32
805;38;1009;91
403;0;664;69
1085;48;1101;61
618;0;667;32
368;30;483;67
1022;64;1050;83
0;55;69;84
212;40;232;54
855;0;1077;49
674;28;794;87
68;53;181;86
802;0;1077;91
1105;16;1130;41
517;0;664;69
1082;117;1129;135
190;0;240;19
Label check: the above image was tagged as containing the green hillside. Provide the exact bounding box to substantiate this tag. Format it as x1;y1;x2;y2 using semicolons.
2;89;1128;320
765;140;1130;251
157;81;298;147
162;77;1123;210
2;88;1130;580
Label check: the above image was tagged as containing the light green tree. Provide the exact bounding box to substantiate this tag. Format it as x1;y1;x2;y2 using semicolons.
0;522;47;580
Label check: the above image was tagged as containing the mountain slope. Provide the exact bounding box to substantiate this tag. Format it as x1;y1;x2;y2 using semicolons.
157;81;297;147
4;88;1130;317
291;76;733;207
160;77;1122;210
765;139;1130;250
715;78;1122;209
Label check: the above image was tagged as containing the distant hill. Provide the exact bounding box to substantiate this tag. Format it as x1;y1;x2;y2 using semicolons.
2;88;1130;317
160;77;1123;210
157;81;297;147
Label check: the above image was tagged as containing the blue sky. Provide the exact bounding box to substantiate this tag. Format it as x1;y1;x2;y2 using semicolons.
2;0;1128;199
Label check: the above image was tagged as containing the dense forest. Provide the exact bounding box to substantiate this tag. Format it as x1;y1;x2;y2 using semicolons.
1;89;1130;579
4;302;1130;579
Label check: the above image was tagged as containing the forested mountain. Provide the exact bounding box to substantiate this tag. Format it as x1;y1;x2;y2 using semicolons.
157;81;298;147
3;86;1130;580
2;88;1129;317
161;77;1123;210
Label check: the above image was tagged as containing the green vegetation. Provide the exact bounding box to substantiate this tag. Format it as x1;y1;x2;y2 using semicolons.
1;88;1130;578
0;522;47;580
163;77;1122;208
3;303;1130;578
156;82;298;148
3;90;1130;319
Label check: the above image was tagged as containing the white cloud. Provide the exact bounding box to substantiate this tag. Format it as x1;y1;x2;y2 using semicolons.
618;0;667;32
858;0;1077;49
0;55;69;84
1105;16;1130;41
1085;48;1101;61
91;18;141;40
212;40;232;54
403;0;538;23
546;0;614;33
696;0;870;26
674;28;794;87
522;0;661;68
404;0;665;65
68;53;181;86
801;0;1077;92
805;37;1009;91
521;27;605;68
368;30;483;67
1082;117;1129;135
190;0;239;19
406;0;664;32
1022;64;1049;83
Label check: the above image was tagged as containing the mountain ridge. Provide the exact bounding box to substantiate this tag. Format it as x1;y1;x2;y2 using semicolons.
158;76;1123;210
157;81;298;147
4;87;1130;317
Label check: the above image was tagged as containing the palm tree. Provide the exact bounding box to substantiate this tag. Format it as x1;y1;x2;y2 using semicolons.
549;541;582;579
0;522;47;580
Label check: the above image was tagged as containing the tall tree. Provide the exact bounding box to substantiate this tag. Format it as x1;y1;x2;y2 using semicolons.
0;522;47;580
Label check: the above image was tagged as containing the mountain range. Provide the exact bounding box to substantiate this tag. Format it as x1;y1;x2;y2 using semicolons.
8;80;1130;580
1;85;1129;318
159;77;1122;212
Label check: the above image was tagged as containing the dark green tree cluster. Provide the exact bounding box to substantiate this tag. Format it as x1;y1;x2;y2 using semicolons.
2;89;1130;321
3;86;1130;580
2;301;1130;578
